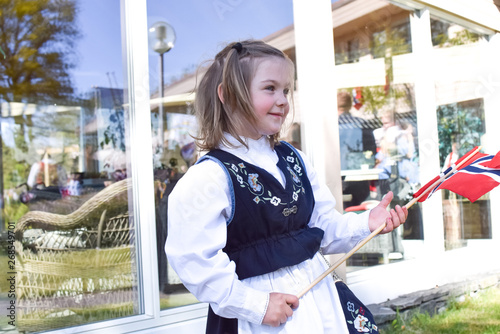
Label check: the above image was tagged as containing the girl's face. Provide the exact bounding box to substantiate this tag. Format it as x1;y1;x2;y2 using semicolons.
244;57;291;140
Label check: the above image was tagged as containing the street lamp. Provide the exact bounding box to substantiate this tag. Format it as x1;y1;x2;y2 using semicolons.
148;21;176;151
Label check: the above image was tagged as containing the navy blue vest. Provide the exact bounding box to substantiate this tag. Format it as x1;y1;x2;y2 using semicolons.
198;141;324;333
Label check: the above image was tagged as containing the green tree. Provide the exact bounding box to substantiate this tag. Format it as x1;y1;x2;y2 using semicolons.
0;0;80;103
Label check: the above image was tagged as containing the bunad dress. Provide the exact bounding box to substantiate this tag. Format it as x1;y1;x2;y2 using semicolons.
166;135;371;333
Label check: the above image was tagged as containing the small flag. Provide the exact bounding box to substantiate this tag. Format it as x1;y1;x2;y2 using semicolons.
417;149;500;203
413;146;481;200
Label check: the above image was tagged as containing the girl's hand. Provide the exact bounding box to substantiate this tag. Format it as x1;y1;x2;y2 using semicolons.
368;191;408;234
262;292;299;327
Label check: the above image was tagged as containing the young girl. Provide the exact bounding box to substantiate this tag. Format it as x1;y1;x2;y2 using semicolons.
166;40;408;333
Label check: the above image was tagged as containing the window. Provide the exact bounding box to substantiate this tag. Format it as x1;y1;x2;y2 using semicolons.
430;17;481;48
333;2;412;65
437;99;491;250
371;20;412;59
337;84;423;268
145;0;296;312
2;1;140;332
333;1;422;269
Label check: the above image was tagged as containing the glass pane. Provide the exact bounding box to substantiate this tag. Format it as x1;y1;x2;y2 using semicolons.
430;16;482;48
333;1;423;269
146;0;296;311
437;99;491;250
334;3;412;65
1;1;139;332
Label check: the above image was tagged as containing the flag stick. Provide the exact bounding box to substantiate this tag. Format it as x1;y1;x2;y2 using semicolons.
296;146;482;300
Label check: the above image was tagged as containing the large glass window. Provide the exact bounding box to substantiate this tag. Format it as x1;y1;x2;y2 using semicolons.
333;3;412;65
1;1;139;332
430;13;492;251
437;99;491;250
337;84;422;268
333;1;424;269
145;0;296;311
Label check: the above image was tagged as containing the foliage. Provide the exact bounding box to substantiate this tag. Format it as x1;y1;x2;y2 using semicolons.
2;202;28;228
431;19;480;48
346;84;414;116
0;0;80;103
437;99;485;167
447;30;480;46
343;21;414;115
371;22;412;59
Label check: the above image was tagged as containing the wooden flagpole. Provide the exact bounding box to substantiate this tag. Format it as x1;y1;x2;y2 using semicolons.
296;146;482;299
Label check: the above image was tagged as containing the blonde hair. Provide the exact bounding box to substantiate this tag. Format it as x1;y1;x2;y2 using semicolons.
194;39;295;151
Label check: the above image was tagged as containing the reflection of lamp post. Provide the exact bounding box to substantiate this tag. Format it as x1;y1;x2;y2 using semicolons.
148;21;176;150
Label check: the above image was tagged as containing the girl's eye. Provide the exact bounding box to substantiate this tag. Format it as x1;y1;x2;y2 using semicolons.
265;85;275;91
283;88;290;95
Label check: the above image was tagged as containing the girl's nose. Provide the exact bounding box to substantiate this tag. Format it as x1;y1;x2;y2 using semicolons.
277;93;289;107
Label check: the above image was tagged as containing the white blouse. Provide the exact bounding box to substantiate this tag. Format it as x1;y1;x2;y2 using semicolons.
165;135;371;332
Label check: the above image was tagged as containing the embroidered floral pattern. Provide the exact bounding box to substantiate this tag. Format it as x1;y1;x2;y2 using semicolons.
248;173;262;192
287;166;300;184
346;301;378;333
283;151;303;187
294;164;302;174
223;149;307;211
270;196;281;206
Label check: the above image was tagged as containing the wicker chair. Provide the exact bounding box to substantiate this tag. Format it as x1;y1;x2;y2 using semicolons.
14;179;137;333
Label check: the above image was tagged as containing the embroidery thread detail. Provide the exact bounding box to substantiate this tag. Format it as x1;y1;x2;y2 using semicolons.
346;301;378;333
223;154;306;206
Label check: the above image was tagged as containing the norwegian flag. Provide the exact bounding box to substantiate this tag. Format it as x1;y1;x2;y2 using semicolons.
415;148;500;203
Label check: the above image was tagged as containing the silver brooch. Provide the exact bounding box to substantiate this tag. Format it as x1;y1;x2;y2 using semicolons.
282;205;298;217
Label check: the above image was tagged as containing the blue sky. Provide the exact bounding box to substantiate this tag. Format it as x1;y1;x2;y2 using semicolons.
71;0;296;96
72;0;123;95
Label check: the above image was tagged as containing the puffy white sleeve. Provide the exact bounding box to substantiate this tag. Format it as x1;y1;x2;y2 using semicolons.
165;160;268;324
297;150;372;254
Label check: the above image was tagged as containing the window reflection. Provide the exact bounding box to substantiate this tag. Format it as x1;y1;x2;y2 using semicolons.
332;1;428;269
334;6;412;65
437;99;491;250
431;17;481;48
338;84;423;268
0;1;139;332
146;0;296;311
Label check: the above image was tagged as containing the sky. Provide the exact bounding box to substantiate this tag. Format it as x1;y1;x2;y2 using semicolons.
71;0;297;96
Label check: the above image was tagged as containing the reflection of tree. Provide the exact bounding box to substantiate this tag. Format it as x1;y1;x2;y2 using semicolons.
354;84;414;115
0;1;82;231
437;99;485;167
358;19;414;114
371;22;412;59
431;19;480;48
0;0;80;103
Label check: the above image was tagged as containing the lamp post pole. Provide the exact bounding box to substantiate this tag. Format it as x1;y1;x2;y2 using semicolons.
158;51;165;149
149;21;176;153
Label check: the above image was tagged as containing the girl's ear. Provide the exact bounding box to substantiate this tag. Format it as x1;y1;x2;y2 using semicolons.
217;83;225;104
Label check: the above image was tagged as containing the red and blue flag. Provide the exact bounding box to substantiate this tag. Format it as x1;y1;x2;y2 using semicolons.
414;147;500;203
